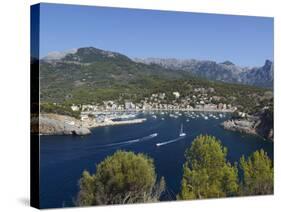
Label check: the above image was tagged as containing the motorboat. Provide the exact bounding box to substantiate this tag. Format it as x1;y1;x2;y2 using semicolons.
179;124;186;137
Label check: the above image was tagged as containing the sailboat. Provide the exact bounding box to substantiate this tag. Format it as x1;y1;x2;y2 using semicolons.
179;124;186;137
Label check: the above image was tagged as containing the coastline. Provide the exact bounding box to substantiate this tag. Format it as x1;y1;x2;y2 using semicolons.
38;113;148;136
221;112;273;142
82;108;235;115
38;109;234;136
82;108;234;130
85;118;147;129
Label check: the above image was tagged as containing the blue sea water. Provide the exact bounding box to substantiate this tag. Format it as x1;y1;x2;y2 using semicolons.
39;112;273;208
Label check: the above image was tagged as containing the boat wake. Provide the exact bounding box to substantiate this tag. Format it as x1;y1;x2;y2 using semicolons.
156;136;185;147
100;133;158;148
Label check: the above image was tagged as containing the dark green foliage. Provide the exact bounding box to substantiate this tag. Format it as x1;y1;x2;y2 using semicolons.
40;102;80;118
76;171;96;206
76;150;165;206
178;135;239;199
240;149;273;195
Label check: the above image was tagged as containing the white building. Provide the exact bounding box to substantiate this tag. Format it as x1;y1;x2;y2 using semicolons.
173;92;180;98
82;104;94;111
71;105;80;111
125;101;135;110
238;112;246;118
159;93;166;100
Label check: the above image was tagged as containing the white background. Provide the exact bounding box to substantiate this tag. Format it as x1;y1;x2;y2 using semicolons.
0;0;280;211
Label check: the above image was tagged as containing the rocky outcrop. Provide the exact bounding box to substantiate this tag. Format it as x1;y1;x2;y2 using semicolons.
222;108;273;141
255;108;273;140
38;113;91;136
222;119;257;136
239;60;273;88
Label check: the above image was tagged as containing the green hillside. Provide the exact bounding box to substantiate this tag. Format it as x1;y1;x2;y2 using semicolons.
39;47;272;114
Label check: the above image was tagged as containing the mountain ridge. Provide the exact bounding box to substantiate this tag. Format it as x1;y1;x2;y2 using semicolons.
41;47;273;88
133;57;273;88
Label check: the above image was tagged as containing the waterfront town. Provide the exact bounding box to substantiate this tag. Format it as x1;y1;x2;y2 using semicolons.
39;87;245;136
69;88;238;122
39;87;271;139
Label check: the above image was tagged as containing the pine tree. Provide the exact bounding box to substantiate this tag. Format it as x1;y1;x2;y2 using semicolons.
76;150;165;206
240;149;273;195
178;135;238;200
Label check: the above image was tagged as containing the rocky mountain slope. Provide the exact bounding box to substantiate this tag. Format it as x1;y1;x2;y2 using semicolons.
134;58;273;88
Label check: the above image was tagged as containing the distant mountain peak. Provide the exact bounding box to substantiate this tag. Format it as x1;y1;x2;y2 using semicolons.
220;60;235;66
76;47;116;57
42;47;132;64
264;59;273;68
42;48;77;61
61;46;131;63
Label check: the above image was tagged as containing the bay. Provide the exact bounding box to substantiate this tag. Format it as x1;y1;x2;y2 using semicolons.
40;112;273;208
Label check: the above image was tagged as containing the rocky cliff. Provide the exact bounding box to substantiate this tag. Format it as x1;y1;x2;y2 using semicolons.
222;108;273;141
38;113;91;136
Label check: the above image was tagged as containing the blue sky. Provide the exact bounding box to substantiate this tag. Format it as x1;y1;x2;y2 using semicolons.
38;3;273;67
